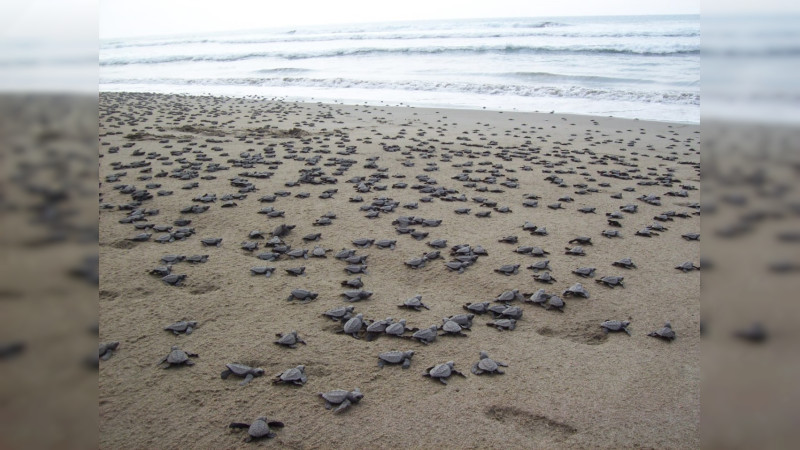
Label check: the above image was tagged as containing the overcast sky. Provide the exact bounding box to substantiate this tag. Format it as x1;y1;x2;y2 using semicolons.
99;0;700;39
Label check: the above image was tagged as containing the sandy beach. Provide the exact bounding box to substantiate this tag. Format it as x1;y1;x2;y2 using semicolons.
98;92;700;448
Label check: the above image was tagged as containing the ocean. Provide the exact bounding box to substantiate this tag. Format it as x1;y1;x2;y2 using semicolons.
99;15;699;123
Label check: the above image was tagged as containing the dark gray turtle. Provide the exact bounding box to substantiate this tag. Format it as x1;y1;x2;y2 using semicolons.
497;306;523;320
405;257;427;269
522;222;537;231
287;248;309;260
319;388;363;413
530;246;550;257
547;202;563;210
310;246;330;258
486;319;516;331
487;304;509;317
423;250;441;260
265;236;284;247
681;233;700;241
201;237;222;247
499;235;519;244
161;274;186;286
475;210;491;218
322;305;355;322
185;254;208;263
257;252;281;261
596;276;625;288
221;363;265;386
445;260;470;273
164;320;198;335
99;341;119;361
150;265;171;277
375;239;397;249
514;246;534;255
341;276;363;288
285;266;306;276
533;272;556;283
563;283;590;298
340;313;366;338
341;290;373;302
572;267;596;278
564;246;586;256
161;254;185;264
344;264;368;274
157;345;198;368
648;322;676;341
545;295;565;312
612;257;637;269
250;266;276;277
635;228;659;237
471;351;508;375
352;238;374;248
249;230;267;239
602;229;622;238
423;361;466;384
494;289;524;303
344;254;368;264
527;260;551;272
303;233;322;242
411;230;429;240
494;264;520;276
428;239;448;248
601;320;631;336
271;223;295;237
411;325;439;344
398;294;430;311
569;236;593;245
648;222;668;232
274;331;307;348
241;241;259;252
287;289;318;302
532;227;548;236
439;318;468;337
378;350;414;369
463;301;491;314
447;314;474;329
675;261;700;272
385;319;414;337
229;417;284;442
365;317;394;341
272;365;307;386
525;289;550;306
128;233;152;242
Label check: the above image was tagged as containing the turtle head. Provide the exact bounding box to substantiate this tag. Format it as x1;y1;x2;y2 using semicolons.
446;361;455;368
296;365;305;371
479;351;489;359
664;322;672;328
405;351;415;358
349;388;364;402
171;345;179;350
622;321;631;327
254;368;265;376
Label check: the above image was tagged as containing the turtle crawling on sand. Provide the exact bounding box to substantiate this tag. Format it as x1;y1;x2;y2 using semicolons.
648;322;676;341
398;294;430;311
423;361;466;384
221;363;265;386
229;417;284;442
411;325;439;345
378;350;415;369
157;346;198;368
99;341;119;361
322;305;355;322
274;331;307;348
287;289;318;302
471;351;508;375
272;365;307;386
319;388;363;413
601;320;631;336
596;276;625;288
164;320;197;335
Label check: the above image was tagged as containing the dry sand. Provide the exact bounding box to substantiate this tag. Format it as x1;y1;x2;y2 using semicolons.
99;92;699;448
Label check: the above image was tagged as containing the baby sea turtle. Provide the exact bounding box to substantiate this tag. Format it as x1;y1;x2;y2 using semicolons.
527;260;551;272
533;272;556;283
201;237;222;247
185;254;208;263
635;228;659;237
447;314;474;329
525;289;550;306
463;301;491;314
445;260;471;273
572;267;596;278
612;257;637;269
569;236;593;245
405;257;427;269
303;233;322;242
285;266;306;276
310;246;330;258
496;306;523;320
601;320;631;336
287;289;318;302
164;320;197;335
344;264;368;274
596;276;625;288
545;295;565;311
272;365;307;386
563;283;590;298
471;351;508;375
322;305;355;322
221;363;265;386
423;361;466;385
385;319;415;337
398;295;430;311
499;235;518;244
378;350;414;369
411;325;439;345
530;247;550;257
375;239;397;249
647;322;676;341
250;266;276;277
682;233;700;241
161;274;186;286
602;229;622;238
494;289;524;303
341;290;373;302
439;318;468;337
494;264;520;276
486;319;517;331
319;388;363;413
128;233;152;242
241;242;259;252
99;341;119;361
675;261;700;272
274;331;307;348
340;313;366;338
229;417;285;442
157;345;198;368
352;238;374;248
564;246;586;256
428;239;448;248
161;254;185;264
341;276;363;288
287;249;309;260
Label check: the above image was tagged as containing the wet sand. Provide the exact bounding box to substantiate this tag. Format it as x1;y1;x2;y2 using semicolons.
99;92;699;448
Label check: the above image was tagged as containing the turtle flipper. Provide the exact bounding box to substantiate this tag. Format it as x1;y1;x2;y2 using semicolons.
439;377;448;385
221;369;232;379
324;401;333;410
268;421;284;429
185;327;193;335
471;364;480;375
496;368;505;374
378;360;385;368
240;373;254;386
402;358;411;369
100;351;112;361
229;422;250;429
333;399;352;413
453;370;467;378
624;328;632;336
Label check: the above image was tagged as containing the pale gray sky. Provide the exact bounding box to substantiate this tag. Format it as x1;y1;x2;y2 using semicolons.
99;0;700;39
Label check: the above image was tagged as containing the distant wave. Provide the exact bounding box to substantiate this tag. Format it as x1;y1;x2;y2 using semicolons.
100;76;700;105
101;45;699;66
504;71;659;85
254;67;310;74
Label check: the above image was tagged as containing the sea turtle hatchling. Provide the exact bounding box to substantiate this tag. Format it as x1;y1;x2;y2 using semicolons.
229;417;285;442
352;238;374;248
494;289;524;303
164;320;198;335
99;341;119;361
161;274;186;286
596;276;625;288
405;257;427;269
486;319;517;331
525;289;550;306
201;237;223;247
344;264;368;274
385;319;415;337
648;322;676;341
447;314;474;329
378;350;415;369
527;260;551;272
494;264;520;276
439;318;468;337
563;283;590;298
274;331;307;348
423;361;466;385
365;317;394;340
375;239;397;249
533;272;556;283
572;267;596;278
322;305;355;322
285;266;306;276
398;295;430;311
471;351;508;375
272;365;307;386
221;363;265;386
564;246;586;256
157;345;198;368
612;257;637;269
530;247;550;257
287;289;318;302
675;261;700;272
601;320;631;336
341;290;373;302
319;388;363;413
545;295;565;312
411;325;439;345
340;313;366;338
341;276;364;288
250;266;276;277
568;236;593;245
682;233;700;241
310;246;330;258
602;230;622;238
463;301;491;314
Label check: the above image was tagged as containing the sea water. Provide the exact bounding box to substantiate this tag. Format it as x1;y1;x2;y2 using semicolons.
100;15;699;123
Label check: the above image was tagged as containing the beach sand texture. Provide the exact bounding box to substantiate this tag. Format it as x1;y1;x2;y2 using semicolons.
99;92;699;448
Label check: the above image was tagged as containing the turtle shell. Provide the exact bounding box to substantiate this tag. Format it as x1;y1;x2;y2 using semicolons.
429;363;453;378
379;351;406;363
321;389;349;404
167;348;189;364
227;363;256;375
385;321;407;335
478;357;499;372
281;366;305;381
343;314;364;334
441;320;462;333
248;418;272;438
